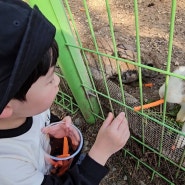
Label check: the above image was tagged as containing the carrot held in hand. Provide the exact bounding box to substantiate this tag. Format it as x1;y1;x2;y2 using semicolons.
63;137;69;155
57;137;70;158
134;99;164;111
53;137;72;176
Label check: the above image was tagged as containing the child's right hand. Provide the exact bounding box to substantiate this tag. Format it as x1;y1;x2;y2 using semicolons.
88;112;130;166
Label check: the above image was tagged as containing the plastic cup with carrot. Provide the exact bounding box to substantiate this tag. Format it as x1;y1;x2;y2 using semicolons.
40;121;83;176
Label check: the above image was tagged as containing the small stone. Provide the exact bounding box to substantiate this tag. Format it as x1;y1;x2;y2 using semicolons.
174;61;179;66
123;175;127;181
112;167;117;172
139;180;146;185
74;118;83;126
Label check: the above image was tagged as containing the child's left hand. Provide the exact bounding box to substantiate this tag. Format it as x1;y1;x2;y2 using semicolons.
41;116;80;148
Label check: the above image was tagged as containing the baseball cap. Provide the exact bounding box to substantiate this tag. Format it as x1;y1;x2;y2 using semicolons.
0;0;56;113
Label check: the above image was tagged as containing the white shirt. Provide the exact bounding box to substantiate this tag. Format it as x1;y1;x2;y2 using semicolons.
0;110;51;185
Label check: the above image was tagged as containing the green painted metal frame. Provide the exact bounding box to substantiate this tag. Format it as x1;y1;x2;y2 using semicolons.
28;0;100;123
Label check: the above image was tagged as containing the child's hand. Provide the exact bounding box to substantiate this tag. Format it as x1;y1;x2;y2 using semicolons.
41;116;80;147
89;112;130;166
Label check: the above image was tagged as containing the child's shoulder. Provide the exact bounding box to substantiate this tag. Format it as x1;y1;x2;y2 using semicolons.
33;109;51;127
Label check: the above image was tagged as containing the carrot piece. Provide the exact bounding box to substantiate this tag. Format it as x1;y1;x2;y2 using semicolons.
53;137;71;171
143;83;153;87
57;136;70;158
63;137;69;155
79;7;85;11
134;99;164;111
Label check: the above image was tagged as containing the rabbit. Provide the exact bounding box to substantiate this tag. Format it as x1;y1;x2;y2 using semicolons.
159;66;185;149
159;66;185;122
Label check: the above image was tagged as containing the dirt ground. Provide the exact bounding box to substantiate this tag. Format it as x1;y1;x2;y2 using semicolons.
53;0;185;184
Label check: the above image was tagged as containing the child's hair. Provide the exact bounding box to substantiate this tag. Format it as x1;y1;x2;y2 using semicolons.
13;39;59;101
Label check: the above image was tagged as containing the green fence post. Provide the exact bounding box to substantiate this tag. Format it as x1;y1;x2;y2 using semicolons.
29;0;100;124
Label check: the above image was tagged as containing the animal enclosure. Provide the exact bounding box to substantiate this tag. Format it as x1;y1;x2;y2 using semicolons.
29;0;185;184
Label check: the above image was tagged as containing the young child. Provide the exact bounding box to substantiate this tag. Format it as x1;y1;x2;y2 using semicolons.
0;0;130;185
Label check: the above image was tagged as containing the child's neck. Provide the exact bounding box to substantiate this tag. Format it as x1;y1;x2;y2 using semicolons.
0;116;27;130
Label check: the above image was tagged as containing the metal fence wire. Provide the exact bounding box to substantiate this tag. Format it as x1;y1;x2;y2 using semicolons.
29;0;185;184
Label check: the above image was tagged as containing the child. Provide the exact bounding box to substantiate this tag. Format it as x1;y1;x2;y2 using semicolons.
0;0;130;185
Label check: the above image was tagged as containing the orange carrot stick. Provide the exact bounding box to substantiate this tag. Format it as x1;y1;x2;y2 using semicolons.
63;137;69;155
57;137;70;158
54;137;71;170
143;83;153;87
134;99;164;111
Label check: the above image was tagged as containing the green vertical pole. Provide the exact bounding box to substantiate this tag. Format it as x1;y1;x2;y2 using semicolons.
29;0;99;124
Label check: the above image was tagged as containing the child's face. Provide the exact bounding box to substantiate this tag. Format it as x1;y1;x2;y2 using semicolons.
12;66;60;117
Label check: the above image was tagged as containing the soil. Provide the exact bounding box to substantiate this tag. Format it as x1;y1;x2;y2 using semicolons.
52;0;185;184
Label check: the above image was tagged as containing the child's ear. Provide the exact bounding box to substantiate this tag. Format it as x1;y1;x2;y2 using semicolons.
0;105;13;118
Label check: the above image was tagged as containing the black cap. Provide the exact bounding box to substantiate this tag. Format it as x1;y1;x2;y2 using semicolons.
0;0;56;113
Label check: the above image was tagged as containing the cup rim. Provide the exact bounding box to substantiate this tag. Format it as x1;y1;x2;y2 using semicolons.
43;122;83;161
